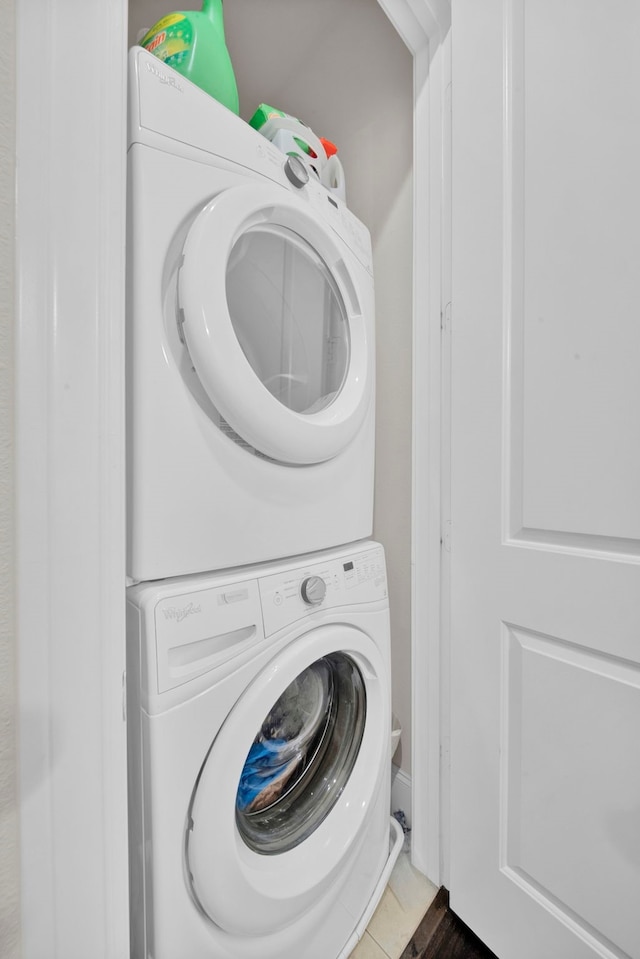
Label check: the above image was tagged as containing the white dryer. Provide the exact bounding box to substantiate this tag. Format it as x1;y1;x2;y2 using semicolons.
126;540;403;959
127;47;377;582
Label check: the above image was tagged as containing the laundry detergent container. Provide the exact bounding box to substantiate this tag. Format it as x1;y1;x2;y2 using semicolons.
140;0;239;113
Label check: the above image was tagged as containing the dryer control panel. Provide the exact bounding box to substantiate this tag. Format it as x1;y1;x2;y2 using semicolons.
129;46;373;276
259;544;387;637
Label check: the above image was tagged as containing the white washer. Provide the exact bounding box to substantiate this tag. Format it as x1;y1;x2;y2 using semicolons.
126;541;403;959
127;47;377;582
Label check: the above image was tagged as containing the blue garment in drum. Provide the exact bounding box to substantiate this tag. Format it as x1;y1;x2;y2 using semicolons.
236;662;331;812
236;739;294;811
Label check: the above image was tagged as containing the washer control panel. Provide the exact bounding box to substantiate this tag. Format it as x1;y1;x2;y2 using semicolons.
259;544;387;636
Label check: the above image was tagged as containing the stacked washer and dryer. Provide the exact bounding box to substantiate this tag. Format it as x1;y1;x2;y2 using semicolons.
125;46;402;959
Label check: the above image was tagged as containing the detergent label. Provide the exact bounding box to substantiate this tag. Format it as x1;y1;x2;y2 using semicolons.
141;15;193;68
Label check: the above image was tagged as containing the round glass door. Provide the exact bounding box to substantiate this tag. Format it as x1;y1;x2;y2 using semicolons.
226;225;350;416
235;653;366;855
178;183;372;464
184;623;388;936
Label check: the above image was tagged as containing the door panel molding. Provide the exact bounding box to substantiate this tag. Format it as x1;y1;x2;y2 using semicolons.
500;623;640;959
503;0;640;553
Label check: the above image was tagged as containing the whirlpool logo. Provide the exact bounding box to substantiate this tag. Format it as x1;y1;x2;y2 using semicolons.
162;602;202;623
145;60;183;92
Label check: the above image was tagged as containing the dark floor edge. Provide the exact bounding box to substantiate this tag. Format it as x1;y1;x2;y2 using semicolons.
399;887;499;959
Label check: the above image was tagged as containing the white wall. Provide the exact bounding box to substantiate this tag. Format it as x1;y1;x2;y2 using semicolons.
128;0;415;772
0;0;19;953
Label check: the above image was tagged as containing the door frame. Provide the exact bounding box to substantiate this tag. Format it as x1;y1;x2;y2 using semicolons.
14;0;449;954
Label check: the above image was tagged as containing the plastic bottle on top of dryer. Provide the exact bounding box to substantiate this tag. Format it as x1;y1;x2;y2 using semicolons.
249;102;347;200
140;0;239;113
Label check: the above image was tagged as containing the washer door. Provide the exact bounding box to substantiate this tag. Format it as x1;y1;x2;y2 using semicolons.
178;183;372;464
185;624;388;936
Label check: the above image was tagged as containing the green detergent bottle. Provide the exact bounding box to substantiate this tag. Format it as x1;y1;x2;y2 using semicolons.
140;0;239;114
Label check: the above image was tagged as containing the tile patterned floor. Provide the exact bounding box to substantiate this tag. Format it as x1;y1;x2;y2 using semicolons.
350;850;439;959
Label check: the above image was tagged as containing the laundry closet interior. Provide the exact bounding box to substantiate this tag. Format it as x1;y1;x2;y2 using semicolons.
13;2;640;957
13;0;445;954
127;0;416;793
124;0;427;954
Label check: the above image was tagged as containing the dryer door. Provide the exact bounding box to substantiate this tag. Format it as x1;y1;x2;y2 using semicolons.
177;183;373;465
185;624;389;936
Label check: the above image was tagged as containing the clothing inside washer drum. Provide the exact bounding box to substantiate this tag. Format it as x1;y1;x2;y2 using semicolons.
235;653;367;855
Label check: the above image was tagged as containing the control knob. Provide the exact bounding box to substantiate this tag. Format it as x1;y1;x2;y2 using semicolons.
300;575;326;606
284;154;309;189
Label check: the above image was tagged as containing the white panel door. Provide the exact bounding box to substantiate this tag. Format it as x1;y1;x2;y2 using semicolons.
450;2;640;957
